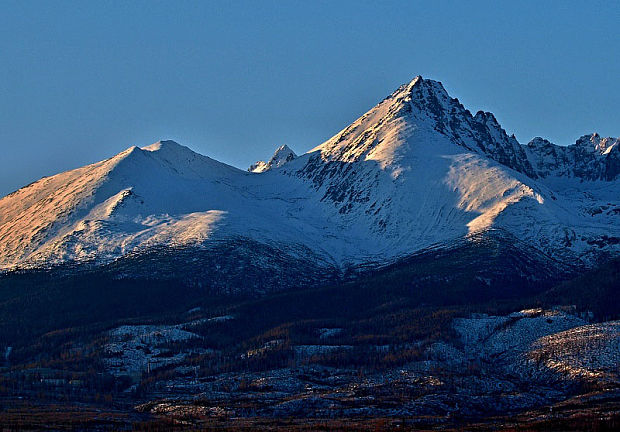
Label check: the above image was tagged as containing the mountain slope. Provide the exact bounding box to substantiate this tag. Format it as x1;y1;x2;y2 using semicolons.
290;76;618;263
0;142;242;266
0;76;618;286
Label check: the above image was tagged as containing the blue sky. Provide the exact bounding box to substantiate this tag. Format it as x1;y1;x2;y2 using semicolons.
0;0;618;196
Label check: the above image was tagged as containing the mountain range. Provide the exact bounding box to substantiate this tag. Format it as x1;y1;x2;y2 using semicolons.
0;76;618;291
2;75;619;430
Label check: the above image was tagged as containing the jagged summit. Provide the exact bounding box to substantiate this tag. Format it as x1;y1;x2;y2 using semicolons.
274;144;295;156
249;144;297;173
525;133;619;181
309;75;535;179
575;133;619;155
397;75;447;97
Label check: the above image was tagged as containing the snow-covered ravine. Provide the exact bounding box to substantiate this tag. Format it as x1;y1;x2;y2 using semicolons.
0;76;618;273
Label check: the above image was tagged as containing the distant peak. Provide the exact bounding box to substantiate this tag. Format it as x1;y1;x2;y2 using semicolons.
249;144;297;173
160;139;182;146
575;133;619;155
248;160;268;173
274;144;294;154
528;137;554;147
394;76;452;112
141;140;183;152
399;75;448;96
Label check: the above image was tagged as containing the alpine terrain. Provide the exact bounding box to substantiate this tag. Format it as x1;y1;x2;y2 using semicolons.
0;76;618;430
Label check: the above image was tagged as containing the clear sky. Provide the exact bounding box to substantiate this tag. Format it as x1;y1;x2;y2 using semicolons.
0;1;618;196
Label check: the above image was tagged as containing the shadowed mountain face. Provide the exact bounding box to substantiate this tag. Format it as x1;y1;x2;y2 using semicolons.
0;76;618;293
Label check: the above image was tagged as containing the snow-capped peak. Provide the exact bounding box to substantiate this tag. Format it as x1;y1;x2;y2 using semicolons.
403;75;424;92
249;144;297;173
273;144;296;161
398;75;447;99
309;75;535;178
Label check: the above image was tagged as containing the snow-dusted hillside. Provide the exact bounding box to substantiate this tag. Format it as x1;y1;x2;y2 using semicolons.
0;76;618;278
526;321;620;382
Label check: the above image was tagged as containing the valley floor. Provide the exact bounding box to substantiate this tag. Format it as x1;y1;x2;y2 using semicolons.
0;390;619;431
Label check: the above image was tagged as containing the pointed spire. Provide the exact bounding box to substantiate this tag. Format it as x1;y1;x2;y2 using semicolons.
248;144;297;173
